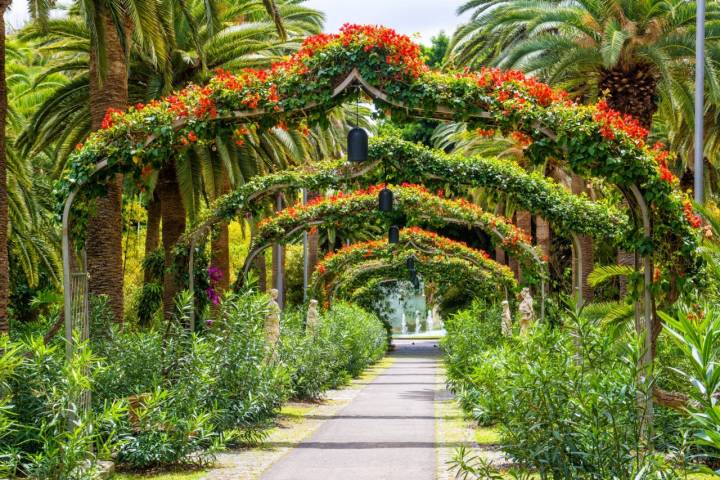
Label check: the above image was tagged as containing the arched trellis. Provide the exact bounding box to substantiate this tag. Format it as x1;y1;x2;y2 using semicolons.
308;227;518;306
183;135;626;302
329;255;506;305
238;184;547;282
58;25;703;429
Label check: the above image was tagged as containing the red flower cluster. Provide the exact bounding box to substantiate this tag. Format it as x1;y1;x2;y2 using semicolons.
651;142;676;183
167;95;189;118
511;131;532;147
101;107;124;129
472;68;565;106
683;200;702;229
477;128;495;137
194;87;218;118
270;24;426;79
593;100;649;142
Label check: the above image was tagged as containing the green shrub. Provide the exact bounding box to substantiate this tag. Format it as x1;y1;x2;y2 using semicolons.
1;336;124;479
663;306;720;470
0;293;386;475
442;300;684;478
279;302;386;399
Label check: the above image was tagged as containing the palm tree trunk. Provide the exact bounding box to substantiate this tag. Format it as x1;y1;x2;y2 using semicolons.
143;191;161;285
0;1;9;335
535;216;550;258
271;194;285;308
158;163;186;321
306;191;321;280
86;4;130;324
249;221;267;292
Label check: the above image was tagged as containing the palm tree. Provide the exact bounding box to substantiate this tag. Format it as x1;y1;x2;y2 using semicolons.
449;0;720;128
0;0;10;334
0;37;74;333
20;0;327;320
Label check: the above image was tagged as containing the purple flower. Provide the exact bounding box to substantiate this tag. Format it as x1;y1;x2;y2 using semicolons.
206;287;220;305
206;319;214;327
208;266;224;283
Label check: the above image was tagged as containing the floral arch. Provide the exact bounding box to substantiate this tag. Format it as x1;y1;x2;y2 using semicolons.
328;255;505;306
185;135;627;245
239;184;546;282
309;227;518;301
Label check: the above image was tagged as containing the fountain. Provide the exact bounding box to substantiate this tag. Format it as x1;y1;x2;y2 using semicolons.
426;309;433;332
414;310;421;334
401;312;408;335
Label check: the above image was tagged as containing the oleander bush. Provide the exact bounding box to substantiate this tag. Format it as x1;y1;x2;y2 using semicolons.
279;302;387;400
0;292;386;476
442;300;688;478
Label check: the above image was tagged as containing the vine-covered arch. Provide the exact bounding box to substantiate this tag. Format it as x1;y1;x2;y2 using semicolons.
60;24;700;285
185;135;628;246
240;184;547;281
309;227;518;300
329;255;505;305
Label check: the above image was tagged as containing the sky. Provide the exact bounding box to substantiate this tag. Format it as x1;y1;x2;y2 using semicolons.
5;0;471;41
303;0;469;44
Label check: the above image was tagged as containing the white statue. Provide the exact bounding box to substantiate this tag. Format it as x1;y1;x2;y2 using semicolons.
518;288;535;337
426;310;434;332
306;299;320;333
501;300;513;337
415;310;421;334
265;289;281;347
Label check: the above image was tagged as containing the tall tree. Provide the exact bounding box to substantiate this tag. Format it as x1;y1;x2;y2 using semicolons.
449;0;720;129
86;2;131;323
0;0;10;334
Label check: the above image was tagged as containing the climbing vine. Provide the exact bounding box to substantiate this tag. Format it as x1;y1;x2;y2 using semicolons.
187;135;626;245
247;184;546;276
310;227;517;297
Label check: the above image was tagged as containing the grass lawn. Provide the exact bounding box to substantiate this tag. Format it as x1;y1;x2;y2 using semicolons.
474;425;501;445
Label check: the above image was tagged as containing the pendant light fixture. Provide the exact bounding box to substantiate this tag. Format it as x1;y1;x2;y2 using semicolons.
406;255;416;273
388;225;400;244
348;86;368;162
378;187;393;212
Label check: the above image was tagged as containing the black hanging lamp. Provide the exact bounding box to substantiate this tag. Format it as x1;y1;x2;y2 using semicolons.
348;87;368;162
406;255;416;272
379;187;394;212
388;225;400;244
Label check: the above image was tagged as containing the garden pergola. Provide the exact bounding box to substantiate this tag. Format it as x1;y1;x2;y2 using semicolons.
59;25;703;431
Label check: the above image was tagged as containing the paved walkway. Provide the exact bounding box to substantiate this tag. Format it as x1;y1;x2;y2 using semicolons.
260;339;442;480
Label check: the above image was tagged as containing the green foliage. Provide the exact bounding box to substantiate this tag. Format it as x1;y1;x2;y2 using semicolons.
279;303;386;399
442;301;686;478
1;335;124;479
663;307;720;468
